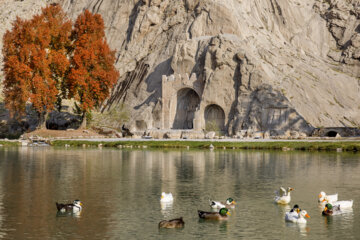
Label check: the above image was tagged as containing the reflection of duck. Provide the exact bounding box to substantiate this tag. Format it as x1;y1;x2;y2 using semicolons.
158;217;184;228
275;187;294;204
198;208;230;220
160;192;173;203
56;200;83;213
322;203;341;216
210;198;236;209
285;210;310;224
318;192;338;203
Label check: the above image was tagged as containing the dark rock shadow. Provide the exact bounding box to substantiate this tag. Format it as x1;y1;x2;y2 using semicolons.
134;58;173;110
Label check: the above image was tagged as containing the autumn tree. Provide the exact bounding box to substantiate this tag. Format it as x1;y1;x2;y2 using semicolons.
66;10;119;128
2;4;72;128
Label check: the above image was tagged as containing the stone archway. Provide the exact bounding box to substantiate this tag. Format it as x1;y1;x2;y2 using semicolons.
172;88;200;129
326;131;338;137
205;104;225;131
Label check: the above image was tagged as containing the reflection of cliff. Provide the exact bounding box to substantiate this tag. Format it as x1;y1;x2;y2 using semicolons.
0;148;359;238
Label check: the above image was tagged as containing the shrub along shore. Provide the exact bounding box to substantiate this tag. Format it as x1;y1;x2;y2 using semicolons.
49;140;360;152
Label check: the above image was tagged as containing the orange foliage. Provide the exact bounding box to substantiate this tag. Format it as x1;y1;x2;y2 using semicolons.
2;4;71;117
3;6;118;120
67;10;119;113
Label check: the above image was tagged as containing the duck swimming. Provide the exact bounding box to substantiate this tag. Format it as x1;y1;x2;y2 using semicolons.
198;208;230;220
322;203;341;216
275;187;294;204
321;196;353;209
158;217;184;228
285;209;310;224
318;191;338;203
209;198;236;209
56;200;83;213
160;192;173;203
285;204;301;221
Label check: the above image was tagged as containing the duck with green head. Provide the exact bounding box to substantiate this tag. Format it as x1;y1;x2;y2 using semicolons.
198;208;231;220
209;197;236;209
322;203;341;216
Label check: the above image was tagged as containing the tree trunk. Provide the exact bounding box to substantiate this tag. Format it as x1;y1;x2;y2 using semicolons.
37;111;49;129
79;111;87;129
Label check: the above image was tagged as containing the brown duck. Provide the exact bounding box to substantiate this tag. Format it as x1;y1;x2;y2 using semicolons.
158;217;185;228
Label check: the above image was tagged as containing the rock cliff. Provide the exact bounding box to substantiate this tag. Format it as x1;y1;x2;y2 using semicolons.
1;0;360;137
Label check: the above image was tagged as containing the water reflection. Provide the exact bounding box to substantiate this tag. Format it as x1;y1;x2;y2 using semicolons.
0;148;359;239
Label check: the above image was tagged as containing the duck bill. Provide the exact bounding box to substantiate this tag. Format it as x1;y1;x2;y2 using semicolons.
289;188;294;191
226;212;231;216
324;207;327;211
305;214;310;218
321;199;326;203
232;201;236;205
80;202;83;206
318;194;322;198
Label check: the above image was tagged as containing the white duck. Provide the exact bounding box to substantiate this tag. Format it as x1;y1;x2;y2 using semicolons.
318;191;338;203
324;198;354;209
320;193;353;209
285;210;310;224
209;198;236;209
275;187;294;204
160;192;173;203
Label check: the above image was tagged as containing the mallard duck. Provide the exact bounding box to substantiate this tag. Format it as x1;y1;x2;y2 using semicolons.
285;209;310;224
274;187;294;204
318;191;338;203
198;208;230;220
56;200;83;213
160;192;173;203
322;203;341;216
158;217;184;228
209;197;236;209
285;204;301;220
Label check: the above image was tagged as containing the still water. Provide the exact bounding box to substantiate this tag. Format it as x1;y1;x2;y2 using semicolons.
0;147;359;239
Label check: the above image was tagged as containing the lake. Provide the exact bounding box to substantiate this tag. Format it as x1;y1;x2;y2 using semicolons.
0;147;359;239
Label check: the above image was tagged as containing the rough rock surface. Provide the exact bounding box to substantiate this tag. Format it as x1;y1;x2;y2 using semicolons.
1;0;360;137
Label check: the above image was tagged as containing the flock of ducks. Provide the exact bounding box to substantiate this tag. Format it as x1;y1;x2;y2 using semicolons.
158;192;235;228
274;187;354;224
54;188;354;228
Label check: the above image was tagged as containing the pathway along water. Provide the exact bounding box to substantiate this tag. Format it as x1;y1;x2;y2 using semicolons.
0;147;359;239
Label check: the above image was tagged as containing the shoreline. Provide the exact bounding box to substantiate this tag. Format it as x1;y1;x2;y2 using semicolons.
50;138;360;152
1;138;360;152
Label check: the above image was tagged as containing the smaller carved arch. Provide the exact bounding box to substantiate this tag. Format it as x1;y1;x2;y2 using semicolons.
326;131;338;137
204;104;225;131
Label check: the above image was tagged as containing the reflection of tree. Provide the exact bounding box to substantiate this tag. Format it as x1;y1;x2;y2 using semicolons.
0;148;360;238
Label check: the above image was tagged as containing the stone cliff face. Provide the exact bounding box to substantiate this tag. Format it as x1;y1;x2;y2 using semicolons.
1;0;360;137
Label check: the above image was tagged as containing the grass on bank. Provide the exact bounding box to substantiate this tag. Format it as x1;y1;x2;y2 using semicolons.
0;141;21;146
50;140;360;152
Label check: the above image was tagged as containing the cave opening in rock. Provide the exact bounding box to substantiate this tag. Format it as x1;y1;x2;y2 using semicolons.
326;131;338;137
204;104;225;131
172;88;200;129
135;120;147;131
